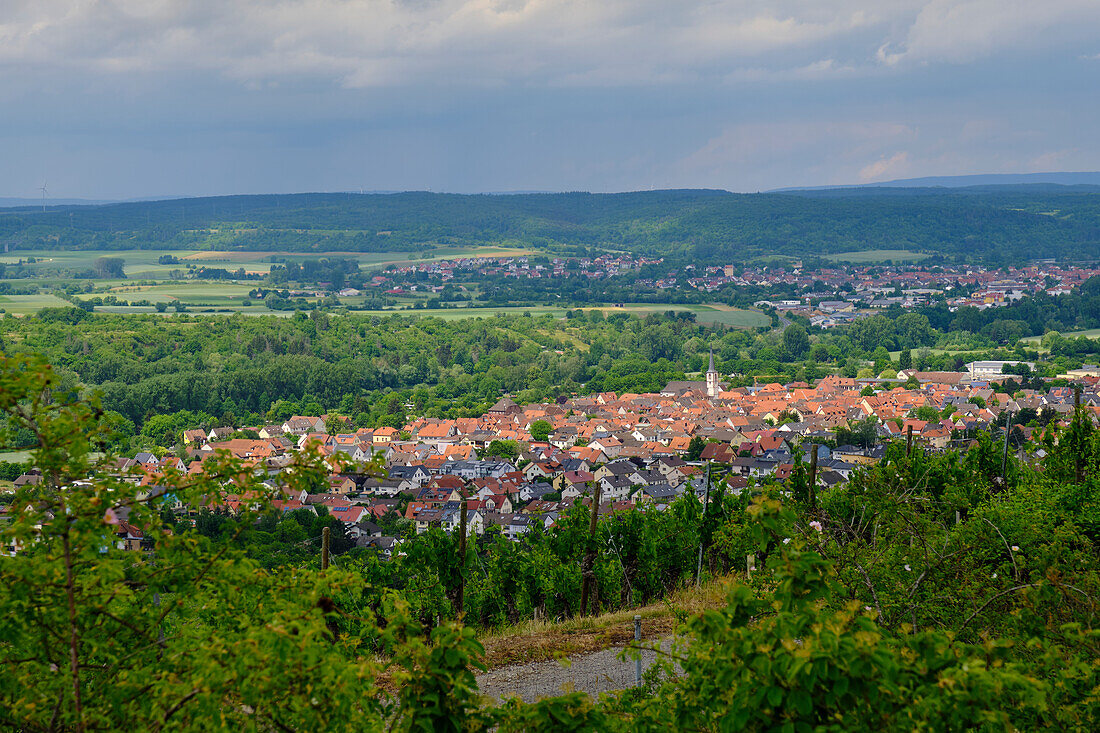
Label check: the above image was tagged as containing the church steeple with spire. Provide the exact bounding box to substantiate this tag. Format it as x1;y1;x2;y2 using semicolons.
706;349;720;397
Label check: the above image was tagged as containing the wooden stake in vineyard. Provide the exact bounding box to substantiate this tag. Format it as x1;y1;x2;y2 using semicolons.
456;497;468;615
807;443;818;511
1075;386;1084;485
579;481;602;616
695;461;710;589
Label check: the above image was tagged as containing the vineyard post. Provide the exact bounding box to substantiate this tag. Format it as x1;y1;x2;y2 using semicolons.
579;481;602;616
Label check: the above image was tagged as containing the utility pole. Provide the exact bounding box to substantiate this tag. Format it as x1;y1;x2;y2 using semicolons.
906;424;913;456
1000;408;1013;485
579;481;602;616
456;498;468;614
695;461;711;588
321;526;330;571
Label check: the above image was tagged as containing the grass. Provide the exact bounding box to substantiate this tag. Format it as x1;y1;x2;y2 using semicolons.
1020;327;1100;354
0;249;201;278
347;303;769;328
825;249;930;264
1;243;768;328
578;303;769;327
1;245;538;280
106;282;255;303
350;305;573;321
94;305;297;317
0;289;769;326
679;304;769;327
0;294;71;314
888;348;985;359
1021;327;1100;346
477;576;736;669
0;450;33;464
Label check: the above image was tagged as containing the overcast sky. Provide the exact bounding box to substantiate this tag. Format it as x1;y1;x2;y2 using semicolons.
2;0;1099;199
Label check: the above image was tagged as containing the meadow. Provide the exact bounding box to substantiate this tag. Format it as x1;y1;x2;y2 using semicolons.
0;294;72;314
2;243;771;328
1021;328;1100;352
344;303;770;327
825;249;930;263
0;244;541;315
70;301;770;326
105;282;256;303
1022;328;1100;343
0;245;533;279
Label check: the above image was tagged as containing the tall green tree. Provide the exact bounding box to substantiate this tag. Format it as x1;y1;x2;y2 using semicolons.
782;324;809;359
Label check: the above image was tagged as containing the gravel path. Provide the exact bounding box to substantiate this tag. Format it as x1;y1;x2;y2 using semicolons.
477;639;671;702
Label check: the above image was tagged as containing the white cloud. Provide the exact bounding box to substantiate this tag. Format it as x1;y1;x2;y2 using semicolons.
877;1;1100;66
1027;149;1076;171
860;151;909;181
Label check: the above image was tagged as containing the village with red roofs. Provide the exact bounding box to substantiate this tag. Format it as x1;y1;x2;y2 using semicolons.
31;356;1095;556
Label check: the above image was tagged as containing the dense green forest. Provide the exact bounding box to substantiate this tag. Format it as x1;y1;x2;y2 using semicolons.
0;308;711;438
2;351;1099;729
3;185;1100;264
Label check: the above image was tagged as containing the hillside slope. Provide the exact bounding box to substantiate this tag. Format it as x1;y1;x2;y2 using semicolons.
1;187;1098;264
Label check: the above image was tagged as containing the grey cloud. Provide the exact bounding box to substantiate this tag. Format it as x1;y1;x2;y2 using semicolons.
1;2;1099;198
6;1;1097;90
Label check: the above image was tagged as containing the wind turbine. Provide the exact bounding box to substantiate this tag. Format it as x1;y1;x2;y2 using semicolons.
39;183;48;212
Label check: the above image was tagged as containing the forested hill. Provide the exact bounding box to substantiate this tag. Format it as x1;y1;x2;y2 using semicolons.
2;186;1099;264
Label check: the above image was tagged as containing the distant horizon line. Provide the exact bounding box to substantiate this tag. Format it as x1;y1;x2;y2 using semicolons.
4;170;1100;206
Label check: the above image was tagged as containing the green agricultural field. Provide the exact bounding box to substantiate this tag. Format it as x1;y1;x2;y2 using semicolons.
0;249;207;279
825;249;930;263
105;282;256;304
1021;328;1100;351
1;244;536;280
349;305;569;321
346;303;769;327
582;303;769;327
175;244;533;273
0;293;72;314
888;348;985;359
688;305;771;327
1022;327;1100;343
94;305;296;317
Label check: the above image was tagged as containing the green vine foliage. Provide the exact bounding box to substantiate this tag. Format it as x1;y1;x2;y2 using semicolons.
617;495;1099;731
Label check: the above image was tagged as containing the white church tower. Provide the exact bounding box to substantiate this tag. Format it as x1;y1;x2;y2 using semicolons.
706;349;720;397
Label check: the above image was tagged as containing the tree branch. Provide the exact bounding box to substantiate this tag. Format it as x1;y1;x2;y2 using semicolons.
61;525;85;733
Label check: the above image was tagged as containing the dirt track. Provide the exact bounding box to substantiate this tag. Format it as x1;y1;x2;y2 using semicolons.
477;638;672;702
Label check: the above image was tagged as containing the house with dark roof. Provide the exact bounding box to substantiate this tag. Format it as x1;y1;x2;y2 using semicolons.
636;483;680;504
488;396;521;415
